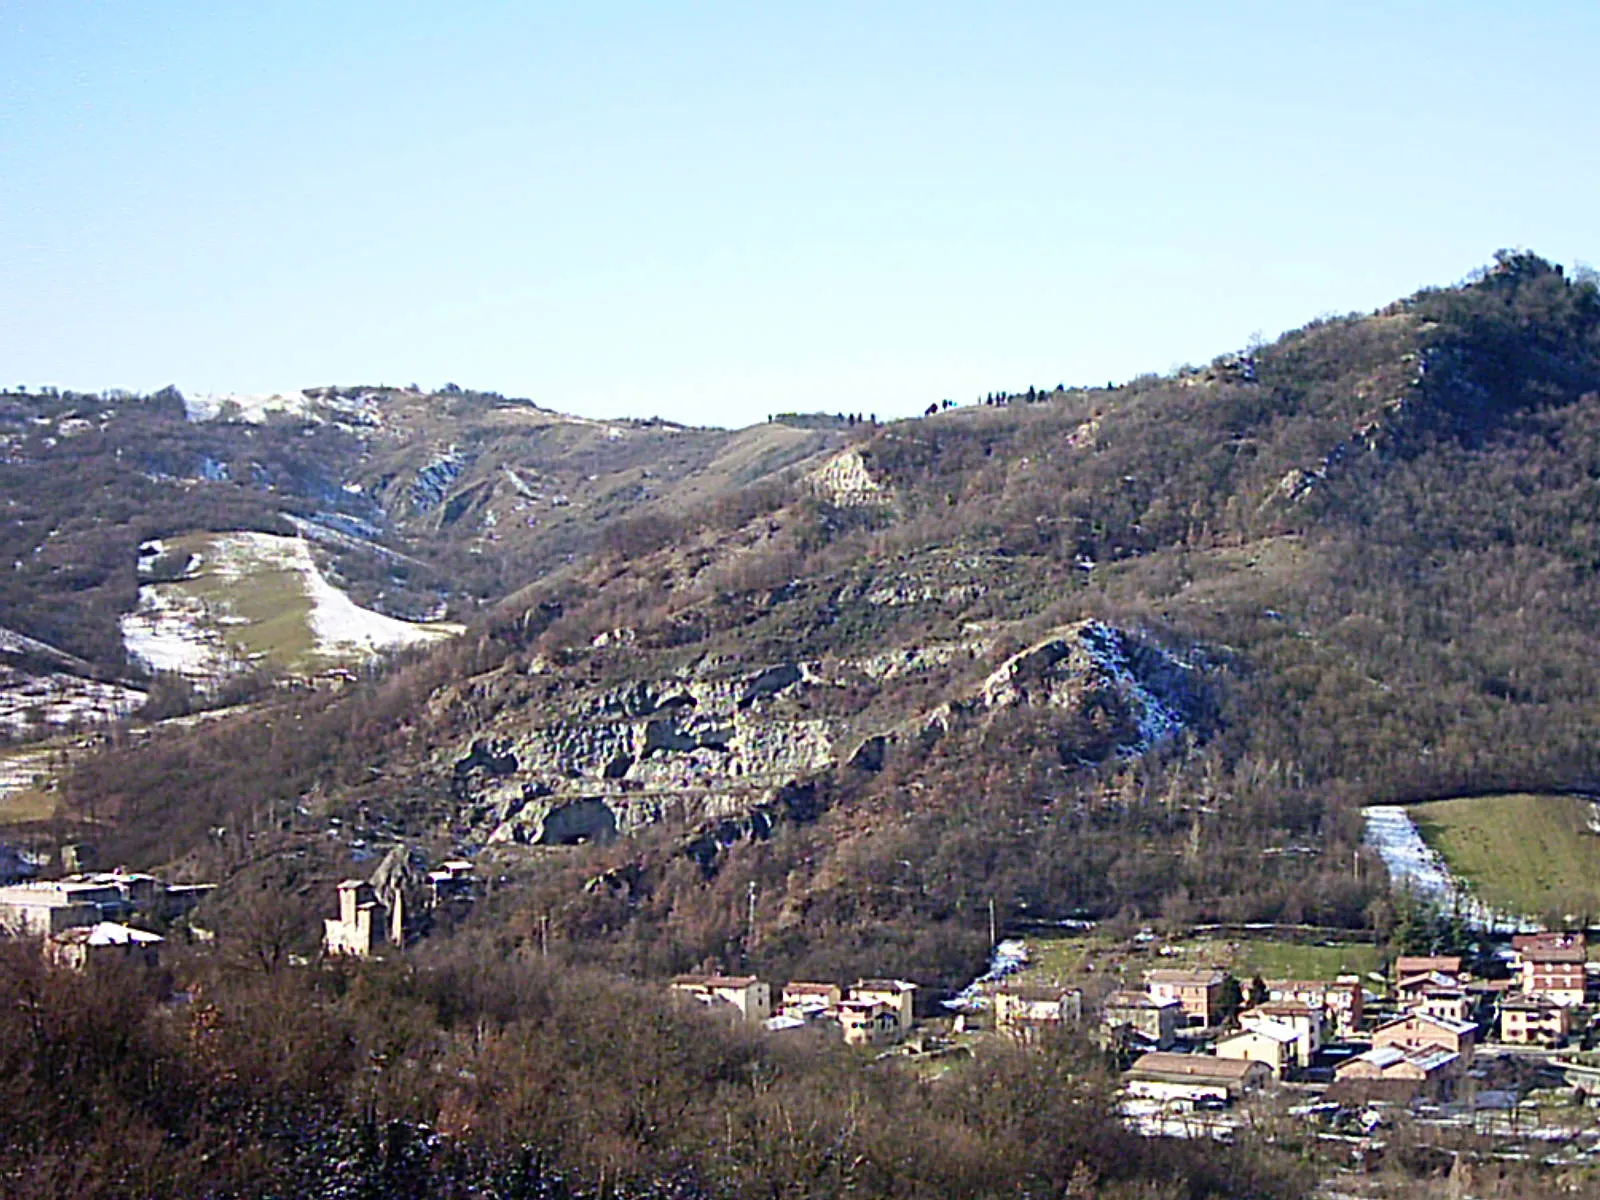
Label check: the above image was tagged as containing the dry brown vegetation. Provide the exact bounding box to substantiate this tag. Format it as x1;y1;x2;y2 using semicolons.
0;939;1305;1199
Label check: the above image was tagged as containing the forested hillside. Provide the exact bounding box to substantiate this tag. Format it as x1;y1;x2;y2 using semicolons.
12;251;1600;1198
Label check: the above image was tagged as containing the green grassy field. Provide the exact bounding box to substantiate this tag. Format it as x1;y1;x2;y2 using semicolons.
0;744;61;824
1409;793;1600;920
0;785;56;824
1012;935;1119;984
1009;932;1378;990
1231;940;1380;981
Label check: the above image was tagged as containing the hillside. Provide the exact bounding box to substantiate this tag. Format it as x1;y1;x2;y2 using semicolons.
0;383;847;737
42;251;1600;993
1409;793;1600;922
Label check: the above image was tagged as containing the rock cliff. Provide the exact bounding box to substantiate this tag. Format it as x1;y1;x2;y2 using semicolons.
446;620;1214;848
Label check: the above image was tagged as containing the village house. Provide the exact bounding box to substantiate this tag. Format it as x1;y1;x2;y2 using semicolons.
1263;977;1364;1037
1102;989;1182;1050
426;860;477;906
1395;970;1465;1007
323;879;389;958
45;920;163;971
0;880;111;936
1334;1045;1459;1098
780;981;842;1016
1239;1001;1323;1068
1412;988;1473;1026
1511;932;1588;1006
837;999;902;1046
992;984;1083;1042
1498;993;1572;1046
1144;968;1229;1028
1393;955;1463;981
849;979;917;1032
670;975;772;1024
1124;1052;1271;1107
0;871;213;940
1371;1010;1476;1066
1215;1021;1299;1079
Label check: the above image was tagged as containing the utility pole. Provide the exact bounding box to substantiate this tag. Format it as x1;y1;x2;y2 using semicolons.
988;897;997;949
540;912;549;959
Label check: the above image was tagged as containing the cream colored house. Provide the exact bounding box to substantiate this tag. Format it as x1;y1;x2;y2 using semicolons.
781;981;842;1014
1263;977;1364;1036
0;880;121;936
837;1000;901;1046
1216;1022;1297;1079
1499;993;1571;1046
850;979;916;1031
993;984;1083;1041
1413;989;1472;1025
671;975;772;1024
1372;1011;1476;1066
1102;989;1182;1049
1240;1002;1323;1068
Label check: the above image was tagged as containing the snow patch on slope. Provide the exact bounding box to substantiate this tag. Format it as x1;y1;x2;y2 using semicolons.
121;532;462;685
302;557;457;656
977;621;1196;756
120;590;236;680
183;390;314;423
0;665;145;735
1077;622;1189;752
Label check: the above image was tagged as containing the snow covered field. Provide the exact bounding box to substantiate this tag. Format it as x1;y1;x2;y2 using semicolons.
0;666;145;737
121;588;237;679
121;531;461;685
1362;805;1538;932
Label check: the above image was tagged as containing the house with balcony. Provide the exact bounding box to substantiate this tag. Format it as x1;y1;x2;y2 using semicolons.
1498;993;1571;1046
849;979;917;1032
1511;932;1587;1006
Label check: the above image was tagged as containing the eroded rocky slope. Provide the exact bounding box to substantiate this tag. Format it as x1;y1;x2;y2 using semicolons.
444;619;1214;850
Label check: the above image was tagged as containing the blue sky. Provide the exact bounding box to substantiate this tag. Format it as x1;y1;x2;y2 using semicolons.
2;2;1596;427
